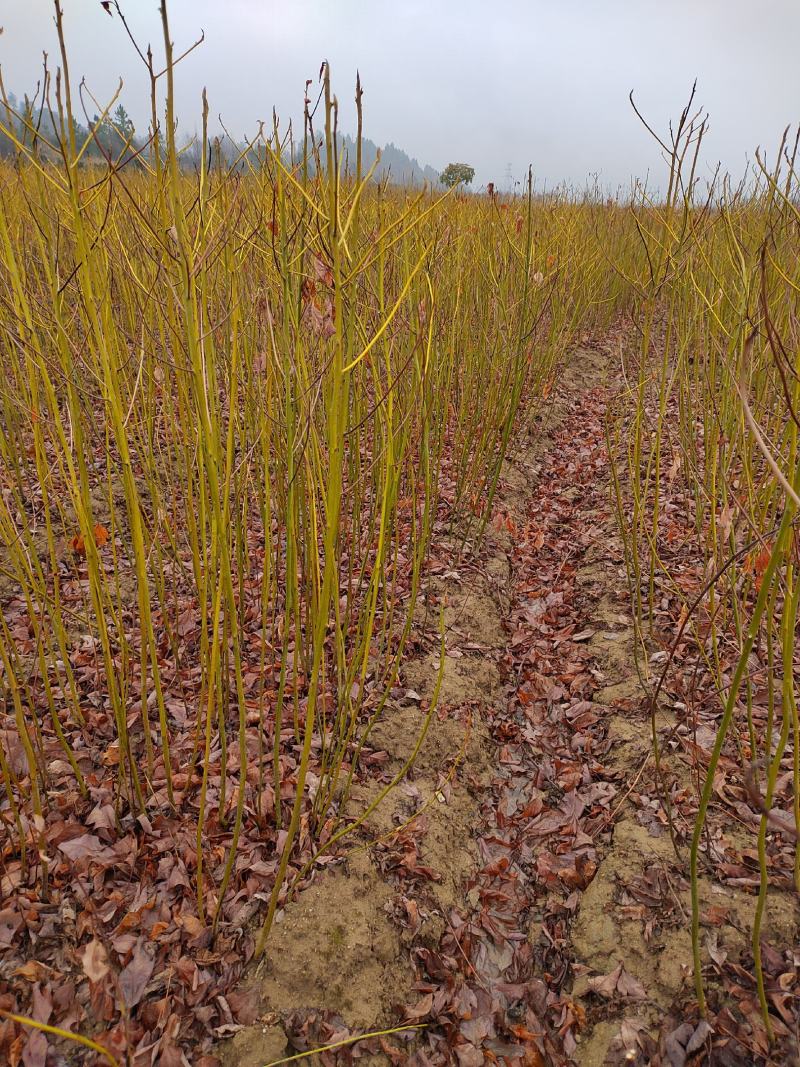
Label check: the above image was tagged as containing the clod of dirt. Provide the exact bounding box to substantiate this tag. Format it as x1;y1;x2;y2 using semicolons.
404;574;507;706
223;661;497;1058
253;850;408;1032
403;648;503;706
348;701;493;911
571;819;692;999
571;816;800;1065
221;1024;288;1067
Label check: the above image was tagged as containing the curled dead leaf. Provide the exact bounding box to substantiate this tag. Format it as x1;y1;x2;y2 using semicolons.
69;523;109;556
586;961;647;1000
81;938;111;984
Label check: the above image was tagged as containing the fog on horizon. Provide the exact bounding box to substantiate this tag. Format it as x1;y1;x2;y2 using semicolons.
1;0;798;193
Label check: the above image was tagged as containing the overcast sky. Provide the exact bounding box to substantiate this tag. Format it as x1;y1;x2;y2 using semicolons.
2;0;799;192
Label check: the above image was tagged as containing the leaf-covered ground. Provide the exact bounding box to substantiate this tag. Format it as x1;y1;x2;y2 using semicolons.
222;333;798;1067
2;331;798;1066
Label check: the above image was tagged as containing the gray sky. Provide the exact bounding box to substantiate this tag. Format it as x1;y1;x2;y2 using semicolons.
2;0;799;191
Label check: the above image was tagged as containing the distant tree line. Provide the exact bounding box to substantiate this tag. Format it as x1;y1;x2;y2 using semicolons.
341;134;441;186
0;90;145;162
281;132;442;187
0;89;446;190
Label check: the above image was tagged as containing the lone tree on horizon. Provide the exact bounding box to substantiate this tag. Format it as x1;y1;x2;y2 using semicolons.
440;162;475;188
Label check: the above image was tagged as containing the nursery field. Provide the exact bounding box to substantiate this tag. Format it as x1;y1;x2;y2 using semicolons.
0;12;799;1067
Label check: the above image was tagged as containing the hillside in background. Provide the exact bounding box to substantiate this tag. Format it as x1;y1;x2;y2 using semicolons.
338;133;442;186
0;91;443;186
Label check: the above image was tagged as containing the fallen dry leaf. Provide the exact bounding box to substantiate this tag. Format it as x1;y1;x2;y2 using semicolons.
587;962;647;1000
80;939;110;984
118;939;156;1009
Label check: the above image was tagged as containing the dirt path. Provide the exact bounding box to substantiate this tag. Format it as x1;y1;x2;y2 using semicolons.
221;334;798;1067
